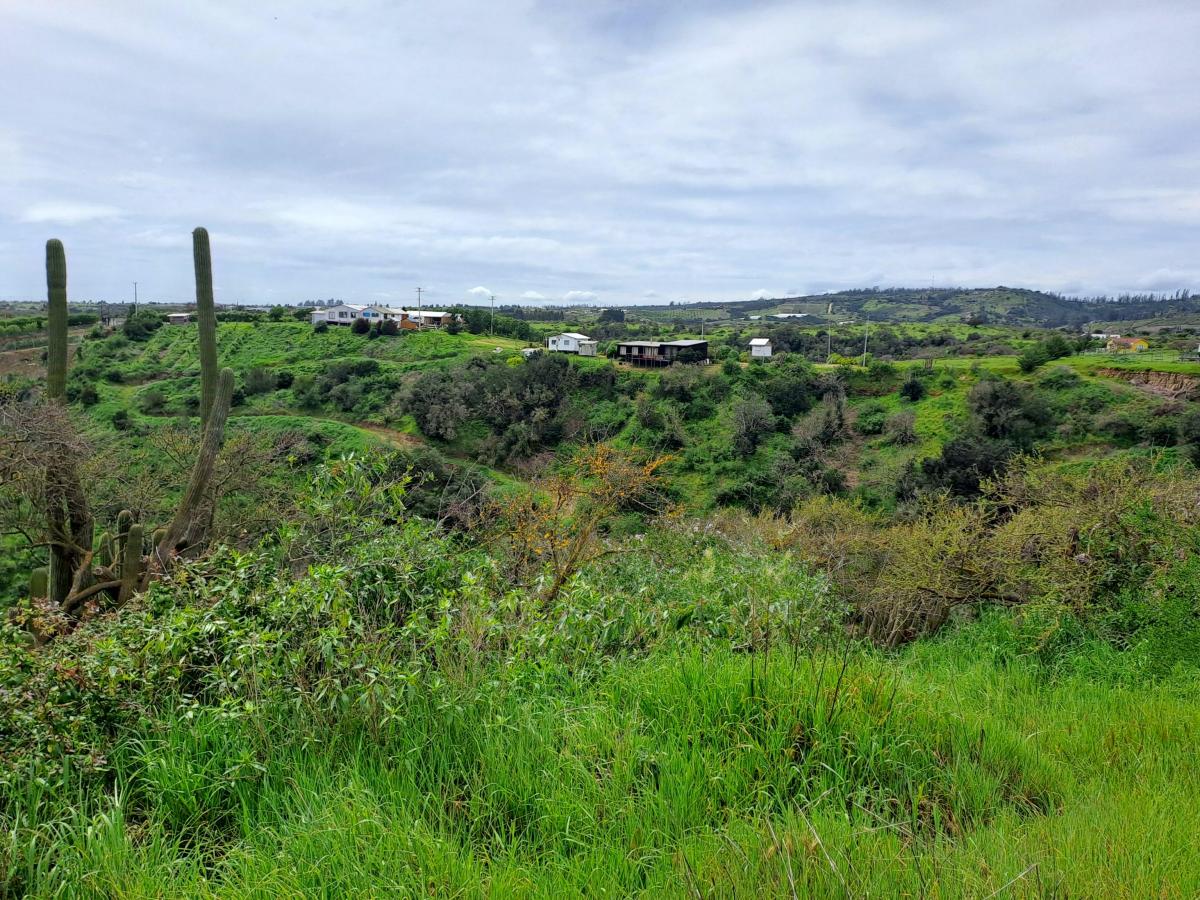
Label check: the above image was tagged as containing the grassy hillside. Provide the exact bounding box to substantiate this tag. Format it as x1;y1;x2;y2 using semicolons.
634;286;1200;329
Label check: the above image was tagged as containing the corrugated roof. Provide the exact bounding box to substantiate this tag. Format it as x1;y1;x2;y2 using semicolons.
749;338;770;346
554;332;591;340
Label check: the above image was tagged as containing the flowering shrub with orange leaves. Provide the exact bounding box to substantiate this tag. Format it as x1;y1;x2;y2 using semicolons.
490;444;677;606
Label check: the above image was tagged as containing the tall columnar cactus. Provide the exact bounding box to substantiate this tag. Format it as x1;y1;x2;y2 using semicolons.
30;567;48;599
43;239;93;606
118;524;144;604
193;227;219;428
46;239;68;401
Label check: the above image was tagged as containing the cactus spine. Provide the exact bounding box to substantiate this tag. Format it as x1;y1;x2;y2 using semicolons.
46;240;68;400
193;228;219;429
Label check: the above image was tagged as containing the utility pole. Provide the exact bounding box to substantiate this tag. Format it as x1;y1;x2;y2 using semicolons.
827;302;833;361
861;315;870;367
132;281;138;316
489;294;495;336
415;286;424;329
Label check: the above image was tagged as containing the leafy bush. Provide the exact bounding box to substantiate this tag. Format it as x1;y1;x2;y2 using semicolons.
854;401;889;435
899;371;926;402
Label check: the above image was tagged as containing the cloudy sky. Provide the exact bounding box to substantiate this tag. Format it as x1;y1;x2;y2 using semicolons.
2;1;1198;306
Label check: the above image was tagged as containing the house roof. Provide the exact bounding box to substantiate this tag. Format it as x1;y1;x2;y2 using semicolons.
665;339;707;347
619;341;664;348
553;332;591;340
1108;336;1145;345
749;338;771;346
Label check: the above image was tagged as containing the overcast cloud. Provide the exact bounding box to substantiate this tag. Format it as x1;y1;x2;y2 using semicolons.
1;0;1197;305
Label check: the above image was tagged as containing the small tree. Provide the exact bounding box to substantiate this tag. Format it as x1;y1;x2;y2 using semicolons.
899;371;926;402
494;444;674;607
351;317;370;334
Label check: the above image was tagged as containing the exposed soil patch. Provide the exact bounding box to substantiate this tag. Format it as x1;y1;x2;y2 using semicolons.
1097;368;1199;400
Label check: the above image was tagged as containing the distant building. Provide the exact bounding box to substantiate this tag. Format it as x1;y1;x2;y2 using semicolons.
310;305;452;329
1107;336;1149;352
749;337;772;358
547;332;592;353
165;312;193;325
772;313;809;319
617;339;709;366
1090;332;1119;339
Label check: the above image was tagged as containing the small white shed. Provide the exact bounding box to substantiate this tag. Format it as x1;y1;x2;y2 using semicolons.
166;312;194;325
547;332;592;353
750;338;772;358
578;340;599;357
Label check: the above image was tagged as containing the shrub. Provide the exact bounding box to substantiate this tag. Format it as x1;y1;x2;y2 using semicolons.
854;402;888;435
886;410;917;445
899;372;926;402
244;366;278;395
351;317;370;334
111;409;130;430
138;387;167;415
314;321;329;333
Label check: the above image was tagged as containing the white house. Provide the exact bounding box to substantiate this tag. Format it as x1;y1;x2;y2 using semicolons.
547;332;592;353
749;337;772;358
166;312;193;325
315;303;366;324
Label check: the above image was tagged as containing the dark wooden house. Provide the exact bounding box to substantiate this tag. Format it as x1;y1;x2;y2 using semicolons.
617;339;709;366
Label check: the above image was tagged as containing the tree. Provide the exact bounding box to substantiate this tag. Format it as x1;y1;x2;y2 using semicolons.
352;317;370;334
730;393;775;457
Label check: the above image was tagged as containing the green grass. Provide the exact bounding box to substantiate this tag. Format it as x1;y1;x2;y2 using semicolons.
9;634;1197;897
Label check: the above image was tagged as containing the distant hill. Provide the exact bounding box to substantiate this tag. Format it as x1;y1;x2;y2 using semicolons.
639;287;1200;328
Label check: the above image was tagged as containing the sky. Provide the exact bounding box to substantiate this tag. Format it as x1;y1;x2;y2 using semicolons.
1;0;1198;307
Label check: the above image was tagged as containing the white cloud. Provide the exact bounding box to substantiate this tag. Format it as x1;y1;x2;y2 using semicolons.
21;202;121;225
1;2;1197;301
466;286;492;300
562;290;597;304
750;289;772;301
521;291;546;301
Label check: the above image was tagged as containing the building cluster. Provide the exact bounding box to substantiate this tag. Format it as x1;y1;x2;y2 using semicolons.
310;304;454;329
543;332;773;366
